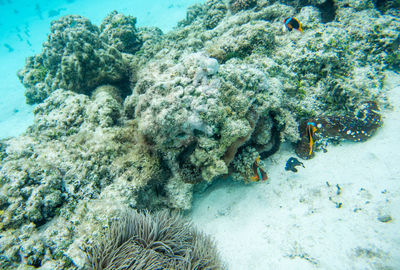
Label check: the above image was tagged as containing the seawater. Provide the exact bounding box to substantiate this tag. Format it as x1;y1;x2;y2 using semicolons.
0;0;204;139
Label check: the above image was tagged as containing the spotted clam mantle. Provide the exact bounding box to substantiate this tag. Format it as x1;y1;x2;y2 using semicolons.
295;101;382;159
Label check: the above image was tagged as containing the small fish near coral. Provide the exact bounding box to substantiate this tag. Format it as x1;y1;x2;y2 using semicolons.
250;155;268;182
306;121;317;156
295;101;382;159
284;17;303;33
285;157;305;173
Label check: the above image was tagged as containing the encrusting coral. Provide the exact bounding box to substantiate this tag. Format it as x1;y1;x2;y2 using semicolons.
204;0;228;29
228;0;258;14
0;89;165;268
100;11;142;54
1;1;399;268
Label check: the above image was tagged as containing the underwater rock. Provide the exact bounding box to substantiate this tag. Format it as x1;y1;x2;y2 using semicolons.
135;26;164;61
99;10;142;54
377;214;392;223
17;15;129;104
0;90;166;268
177;3;205;27
374;0;400;16
88;85;122;128
204;0;228;29
295;101;382;159
130;52;229;184
206;20;276;63
228;0;257;14
128;49;287;187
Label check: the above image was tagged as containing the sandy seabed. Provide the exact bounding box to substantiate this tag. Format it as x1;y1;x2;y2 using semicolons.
191;71;400;270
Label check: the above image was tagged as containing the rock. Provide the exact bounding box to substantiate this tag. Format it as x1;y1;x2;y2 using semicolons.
17;15;129;104
377;214;392;223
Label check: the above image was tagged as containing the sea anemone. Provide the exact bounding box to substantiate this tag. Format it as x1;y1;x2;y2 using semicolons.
84;209;223;269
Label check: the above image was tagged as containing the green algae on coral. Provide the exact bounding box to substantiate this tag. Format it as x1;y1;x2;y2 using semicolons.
30;64;48;85
18;14;132;104
229;0;257;14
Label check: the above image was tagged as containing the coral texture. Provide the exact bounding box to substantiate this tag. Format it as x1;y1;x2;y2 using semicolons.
1;1;400;268
0;89;164;268
229;0;258;13
84;210;223;269
100;10;142;54
204;0;228;29
17;15;132;104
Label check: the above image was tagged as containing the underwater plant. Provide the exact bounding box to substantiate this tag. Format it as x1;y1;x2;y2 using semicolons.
83;210;223;270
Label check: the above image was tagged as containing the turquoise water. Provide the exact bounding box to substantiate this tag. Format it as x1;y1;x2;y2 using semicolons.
0;0;203;139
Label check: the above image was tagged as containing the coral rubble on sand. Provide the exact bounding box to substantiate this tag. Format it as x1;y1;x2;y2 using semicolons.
1;0;400;268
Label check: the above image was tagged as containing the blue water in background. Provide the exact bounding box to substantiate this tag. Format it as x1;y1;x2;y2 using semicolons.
0;0;203;139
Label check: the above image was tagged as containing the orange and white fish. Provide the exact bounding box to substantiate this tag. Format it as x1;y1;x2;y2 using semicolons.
250;156;268;182
307;121;317;156
284;17;303;33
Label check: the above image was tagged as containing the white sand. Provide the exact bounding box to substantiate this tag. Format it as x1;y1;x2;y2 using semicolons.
191;71;400;269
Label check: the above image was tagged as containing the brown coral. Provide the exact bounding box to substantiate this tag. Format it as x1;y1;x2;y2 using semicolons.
222;109;258;166
204;0;228;29
228;0;257;14
17;15;129;104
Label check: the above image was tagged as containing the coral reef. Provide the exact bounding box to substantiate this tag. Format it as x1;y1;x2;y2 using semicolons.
205;20;276;62
0;89;165;268
17;15;134;104
374;0;400;16
229;0;258;14
84;209;223;269
204;0;228;29
100;10;142;54
1;1;400;268
177;4;205;27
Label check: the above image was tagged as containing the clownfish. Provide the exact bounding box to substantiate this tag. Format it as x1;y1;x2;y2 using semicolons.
307;122;317;156
284;17;303;33
250;156;268;182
